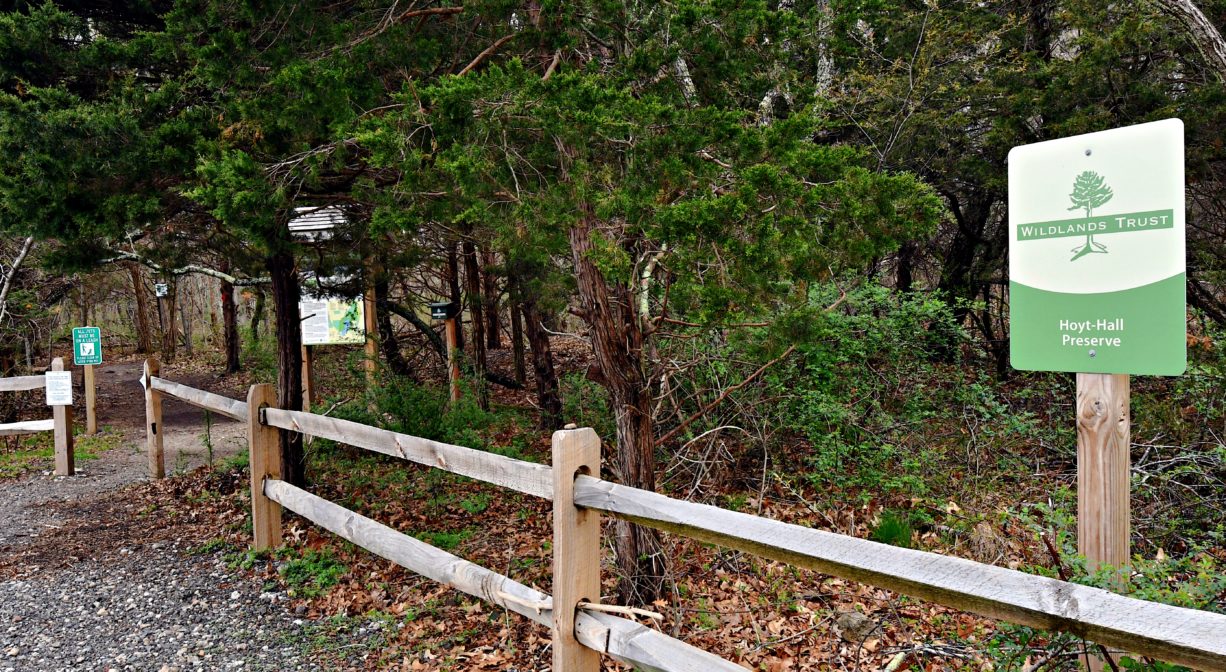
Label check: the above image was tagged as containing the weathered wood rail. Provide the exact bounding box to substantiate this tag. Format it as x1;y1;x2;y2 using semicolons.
0;358;74;475
144;364;1226;671
142;358;250;478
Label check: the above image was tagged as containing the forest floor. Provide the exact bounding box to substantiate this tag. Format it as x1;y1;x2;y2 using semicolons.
0;346;1210;671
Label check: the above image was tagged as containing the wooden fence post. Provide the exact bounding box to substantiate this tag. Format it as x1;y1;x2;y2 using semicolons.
51;357;74;476
552;427;602;672
84;363;97;435
248;383;282;550
144;358;164;479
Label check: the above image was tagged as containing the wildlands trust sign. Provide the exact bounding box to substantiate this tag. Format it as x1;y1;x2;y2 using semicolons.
1009;119;1186;375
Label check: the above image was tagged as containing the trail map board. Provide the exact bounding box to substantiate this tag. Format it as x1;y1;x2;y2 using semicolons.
300;298;365;346
1008;119;1186;375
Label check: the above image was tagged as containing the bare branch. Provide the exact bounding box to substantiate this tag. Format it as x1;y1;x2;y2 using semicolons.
457;33;518;77
0;236;35;325
101;251;268;286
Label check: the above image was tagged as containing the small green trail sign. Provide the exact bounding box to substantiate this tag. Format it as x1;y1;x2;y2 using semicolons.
1008;119;1186;375
72;326;103;366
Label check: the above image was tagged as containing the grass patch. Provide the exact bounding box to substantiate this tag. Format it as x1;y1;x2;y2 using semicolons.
0;431;102;479
281;549;348;598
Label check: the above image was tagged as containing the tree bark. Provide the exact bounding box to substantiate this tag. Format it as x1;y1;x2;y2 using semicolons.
220;260;240;374
896;241;917;293
208;277;220;345
519;294;562;429
569;215;665;605
267;251;305;486
462;240;489;409
1153;0;1226;78
127;262;153;354
509;286;527;385
446;243;464;350
160;277;178;364
482;248;502;350
375;265;411;377
180;280;194;357
250;287;265;343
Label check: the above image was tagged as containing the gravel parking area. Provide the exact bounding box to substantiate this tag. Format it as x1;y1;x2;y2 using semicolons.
0;361;344;672
0;547;319;672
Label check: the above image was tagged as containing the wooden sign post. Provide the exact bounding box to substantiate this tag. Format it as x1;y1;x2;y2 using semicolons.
83;364;97;435
431;302;462;402
1076;374;1130;581
301;344;316;412
47;358;74;476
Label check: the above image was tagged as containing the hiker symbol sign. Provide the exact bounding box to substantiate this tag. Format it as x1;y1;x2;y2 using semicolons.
1008;119;1186;375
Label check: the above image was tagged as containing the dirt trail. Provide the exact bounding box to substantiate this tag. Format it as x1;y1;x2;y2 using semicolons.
0;358;330;671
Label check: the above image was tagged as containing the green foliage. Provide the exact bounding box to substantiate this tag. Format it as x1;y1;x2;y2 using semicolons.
280;549;348;598
561;372;615;441
415;529;472;552
986;499;1226;671
782;283;982;496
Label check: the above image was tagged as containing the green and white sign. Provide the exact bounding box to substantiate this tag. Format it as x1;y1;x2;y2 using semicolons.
72;326;103;366
1009;119;1186;375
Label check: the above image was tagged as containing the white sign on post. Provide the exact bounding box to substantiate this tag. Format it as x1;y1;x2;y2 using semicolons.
45;371;73;406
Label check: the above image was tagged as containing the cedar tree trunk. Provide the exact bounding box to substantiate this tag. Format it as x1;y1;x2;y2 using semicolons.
220;261;240;374
462;240;489;409
128;262;153;354
569;216;665;604
519;294;562;429
482;249;501;349
267;251;305;486
375;267;411;377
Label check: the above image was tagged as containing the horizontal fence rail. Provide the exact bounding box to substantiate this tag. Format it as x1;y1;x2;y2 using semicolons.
573;476;1226;672
2;362;72;475
0;375;46;393
149;377;248;421
137;373;1226;671
0;418;55;436
262;408;553;500
263;478;740;672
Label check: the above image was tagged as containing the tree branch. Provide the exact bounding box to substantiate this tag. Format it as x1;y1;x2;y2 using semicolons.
457;33;518;77
1151;0;1226;79
101;251;268;286
0;236;34;325
655;344;796;447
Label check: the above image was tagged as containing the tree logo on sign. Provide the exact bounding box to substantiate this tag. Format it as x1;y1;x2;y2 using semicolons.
1067;170;1114;261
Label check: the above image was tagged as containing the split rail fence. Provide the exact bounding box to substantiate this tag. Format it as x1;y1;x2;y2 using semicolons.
1;356;75;475
140;359;1226;672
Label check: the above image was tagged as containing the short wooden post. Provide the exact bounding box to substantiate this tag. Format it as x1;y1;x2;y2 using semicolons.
445;316;461;403
364;259;378;402
51;357;74;476
248;383;282;550
1077;373;1130;580
552;427;601;672
84;363;97;435
301;344;315;443
300;344;315;413
144;358;164;479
